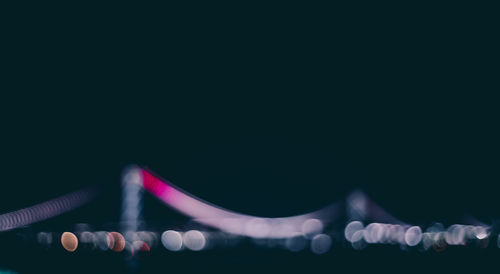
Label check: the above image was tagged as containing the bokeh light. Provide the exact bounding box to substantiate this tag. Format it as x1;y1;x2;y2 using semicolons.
311;234;331;254
61;232;78;252
344;221;364;243
161;230;183;251
108;232;125;252
404;226;422;246
183;230;206;251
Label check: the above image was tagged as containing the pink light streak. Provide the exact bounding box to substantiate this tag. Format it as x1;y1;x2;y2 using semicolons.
139;168;340;238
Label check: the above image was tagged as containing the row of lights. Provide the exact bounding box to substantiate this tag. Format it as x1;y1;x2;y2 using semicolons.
40;228;332;254
344;221;492;250
41;231;148;253
40;230;210;253
37;221;498;254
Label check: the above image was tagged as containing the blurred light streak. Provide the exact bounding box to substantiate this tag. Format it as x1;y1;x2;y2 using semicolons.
121;166;143;237
0;187;98;232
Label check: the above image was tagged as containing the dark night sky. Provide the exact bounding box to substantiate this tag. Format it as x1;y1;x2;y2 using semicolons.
1;3;498;234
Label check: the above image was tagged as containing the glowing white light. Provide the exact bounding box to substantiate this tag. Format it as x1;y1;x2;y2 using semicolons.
472;226;488;240
311;234;331;254
445;224;465;245
301;219;323;239
404;226;422;246
161;230;183;251
364;223;384;244
183;230;206;251
345;221;364;243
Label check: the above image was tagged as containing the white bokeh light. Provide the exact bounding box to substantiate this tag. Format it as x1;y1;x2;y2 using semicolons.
363;223;384;244
404;226;422;246
183;230;206;251
161;230;183;251
344;221;364;243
